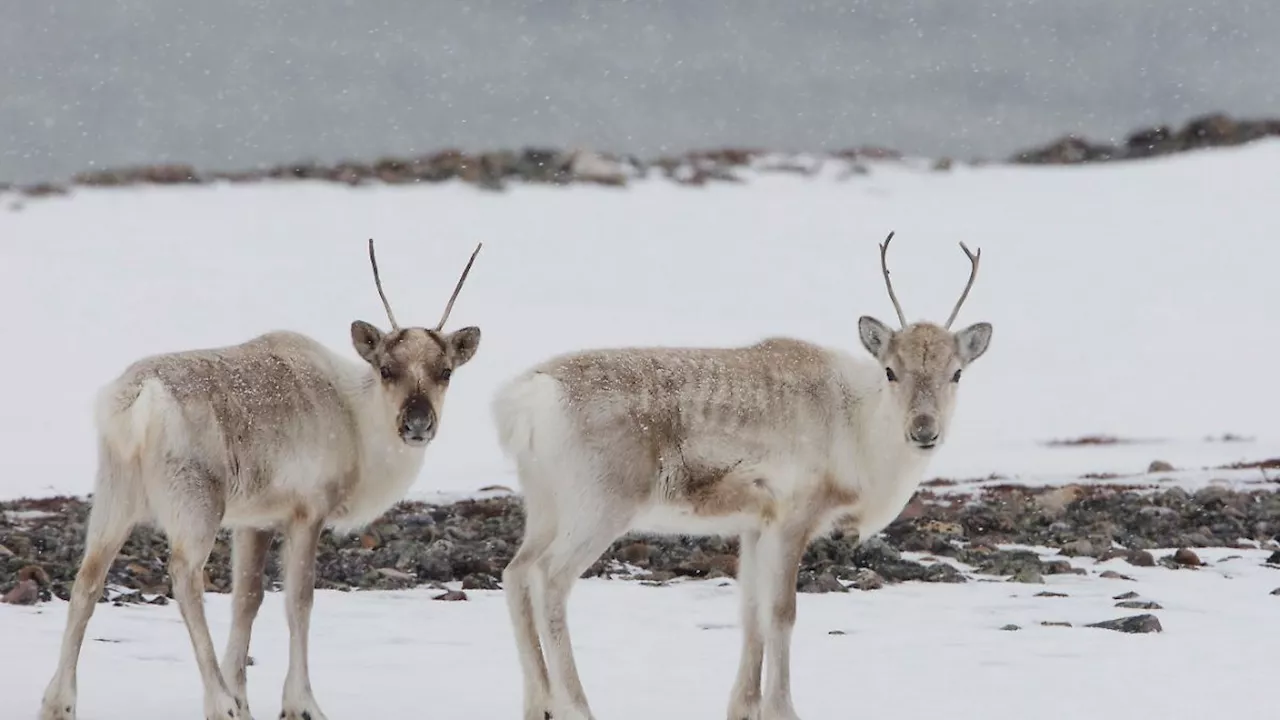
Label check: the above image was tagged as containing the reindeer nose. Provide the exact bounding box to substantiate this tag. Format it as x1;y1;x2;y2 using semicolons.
400;400;437;445
909;414;939;448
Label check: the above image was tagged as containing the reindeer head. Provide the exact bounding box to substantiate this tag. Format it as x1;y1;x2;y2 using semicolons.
351;240;483;447
857;232;992;452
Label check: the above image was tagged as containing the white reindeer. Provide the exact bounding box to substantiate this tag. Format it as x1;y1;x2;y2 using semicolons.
493;233;993;720
40;240;484;720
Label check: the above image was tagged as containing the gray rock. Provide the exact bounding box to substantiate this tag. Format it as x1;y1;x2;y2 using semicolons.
1086;614;1163;634
1010;567;1044;584
1115;600;1162;610
848;568;885;591
797;571;847;594
1125;550;1156;567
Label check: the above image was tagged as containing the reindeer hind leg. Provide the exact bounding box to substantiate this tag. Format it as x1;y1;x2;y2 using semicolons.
531;486;636;720
157;461;244;720
503;480;558;720
40;445;143;720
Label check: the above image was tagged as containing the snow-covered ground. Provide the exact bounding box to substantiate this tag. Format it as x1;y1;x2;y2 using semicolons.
3;144;1279;718
5;547;1276;719
2;142;1279;502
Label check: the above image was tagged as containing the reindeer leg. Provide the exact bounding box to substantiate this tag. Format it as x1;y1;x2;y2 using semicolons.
726;529;764;720
220;528;272;719
161;470;244;720
502;486;557;720
755;522;809;720
40;458;139;720
532;503;632;720
279;516;328;720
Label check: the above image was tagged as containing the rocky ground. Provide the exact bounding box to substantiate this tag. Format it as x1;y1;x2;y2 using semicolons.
4;477;1278;617
4;113;1278;200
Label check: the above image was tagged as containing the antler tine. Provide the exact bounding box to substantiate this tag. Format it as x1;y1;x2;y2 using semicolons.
878;231;909;328
367;238;400;330
434;242;484;332
943;241;981;329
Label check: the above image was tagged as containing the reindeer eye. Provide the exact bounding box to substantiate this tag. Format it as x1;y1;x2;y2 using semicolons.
885;367;898;382
952;369;962;383
379;366;393;380
438;368;452;383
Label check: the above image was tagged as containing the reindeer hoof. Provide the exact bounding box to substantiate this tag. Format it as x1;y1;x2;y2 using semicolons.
38;701;76;720
279;708;327;720
205;691;247;720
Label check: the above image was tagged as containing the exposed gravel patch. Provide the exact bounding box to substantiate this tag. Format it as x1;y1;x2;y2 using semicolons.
3;482;1277;606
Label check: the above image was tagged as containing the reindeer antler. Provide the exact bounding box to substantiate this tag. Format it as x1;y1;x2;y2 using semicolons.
943;241;981;329
435;242;483;331
367;238;400;330
878;231;909;328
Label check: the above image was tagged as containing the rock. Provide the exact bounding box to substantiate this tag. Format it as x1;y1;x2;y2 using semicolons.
1171;548;1202;567
461;573;501;590
432;589;468;602
1086;614;1163;634
1147;460;1175;473
1012;135;1116;164
827;630;847;635
848;568;885;591
1113;591;1140;600
617;542;651;567
1010;567;1044;584
1040;621;1073;628
2;579;39;605
1115;600;1162;609
923;563;967;584
1099;570;1135;581
1060;539;1097;558
0;544;13;558
1125;550;1156;567
797;571;847;594
1265;550;1280;565
999;624;1021;631
17;565;51;586
1271;588;1280;596
1034;591;1069;598
977;550;1044;578
1042;559;1085;576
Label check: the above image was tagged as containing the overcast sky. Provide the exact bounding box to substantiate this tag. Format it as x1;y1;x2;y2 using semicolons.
2;0;1277;183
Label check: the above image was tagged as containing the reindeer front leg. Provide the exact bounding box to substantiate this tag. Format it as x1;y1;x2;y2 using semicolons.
727;529;764;720
280;517;328;720
221;528;272;718
754;521;809;720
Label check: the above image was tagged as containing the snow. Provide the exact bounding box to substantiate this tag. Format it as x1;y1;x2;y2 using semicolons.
2;142;1279;502
2;143;1279;718
3;547;1276;719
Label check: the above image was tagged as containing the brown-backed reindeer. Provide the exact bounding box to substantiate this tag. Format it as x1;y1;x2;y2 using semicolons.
493;233;993;720
40;240;484;720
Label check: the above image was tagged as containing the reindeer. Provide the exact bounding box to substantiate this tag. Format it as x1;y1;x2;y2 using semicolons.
493;232;992;720
39;240;484;720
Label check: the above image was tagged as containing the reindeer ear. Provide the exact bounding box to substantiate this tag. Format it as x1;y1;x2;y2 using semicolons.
858;316;894;360
955;322;992;364
350;320;384;364
447;326;481;367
